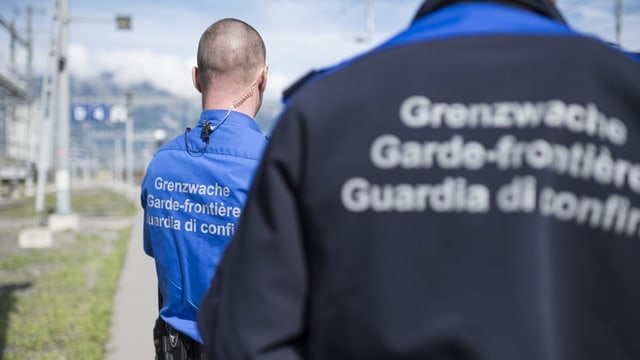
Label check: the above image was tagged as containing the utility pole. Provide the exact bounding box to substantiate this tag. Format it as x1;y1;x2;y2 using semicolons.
365;0;374;43
55;0;72;215
24;6;35;196
125;91;134;199
356;0;375;43
48;0;133;219
615;0;623;46
26;7;33;101
35;0;60;217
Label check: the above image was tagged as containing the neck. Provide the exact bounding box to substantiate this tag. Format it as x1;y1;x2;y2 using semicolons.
201;86;259;118
232;79;258;109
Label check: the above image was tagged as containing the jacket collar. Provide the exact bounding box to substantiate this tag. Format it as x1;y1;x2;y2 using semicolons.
413;0;566;24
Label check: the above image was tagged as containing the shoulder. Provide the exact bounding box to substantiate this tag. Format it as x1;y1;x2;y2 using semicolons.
282;69;330;104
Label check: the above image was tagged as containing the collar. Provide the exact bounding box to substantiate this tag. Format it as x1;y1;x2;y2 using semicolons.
413;0;566;24
198;109;262;133
282;0;569;104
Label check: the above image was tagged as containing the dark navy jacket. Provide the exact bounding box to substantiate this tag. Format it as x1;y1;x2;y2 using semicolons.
198;0;640;358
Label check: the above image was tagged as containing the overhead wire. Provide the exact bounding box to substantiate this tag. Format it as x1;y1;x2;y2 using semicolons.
269;0;364;69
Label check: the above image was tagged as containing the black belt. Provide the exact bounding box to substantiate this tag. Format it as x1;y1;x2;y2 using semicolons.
154;317;209;360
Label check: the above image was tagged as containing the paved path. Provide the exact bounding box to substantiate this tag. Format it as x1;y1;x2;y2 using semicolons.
105;205;157;360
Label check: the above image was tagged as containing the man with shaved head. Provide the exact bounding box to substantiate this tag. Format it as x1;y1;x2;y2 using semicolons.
141;18;268;360
194;18;267;110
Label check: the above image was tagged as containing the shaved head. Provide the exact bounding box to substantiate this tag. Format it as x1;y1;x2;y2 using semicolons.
196;18;266;90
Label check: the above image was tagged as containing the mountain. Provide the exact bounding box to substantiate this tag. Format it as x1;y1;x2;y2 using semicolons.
72;72;197;135
33;72;283;135
30;72;284;175
0;72;285;185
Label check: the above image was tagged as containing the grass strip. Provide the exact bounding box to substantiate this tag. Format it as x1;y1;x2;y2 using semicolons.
0;187;135;359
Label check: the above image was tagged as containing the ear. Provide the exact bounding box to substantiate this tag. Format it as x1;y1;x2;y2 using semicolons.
192;66;202;93
258;65;268;92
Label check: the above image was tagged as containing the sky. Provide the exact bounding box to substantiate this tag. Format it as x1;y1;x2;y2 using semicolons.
1;0;639;104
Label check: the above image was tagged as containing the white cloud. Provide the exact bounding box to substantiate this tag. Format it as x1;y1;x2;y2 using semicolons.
69;44;197;98
256;0;420;96
264;71;292;101
5;0;638;105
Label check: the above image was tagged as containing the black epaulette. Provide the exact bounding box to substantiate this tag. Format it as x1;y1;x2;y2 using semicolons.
282;68;328;103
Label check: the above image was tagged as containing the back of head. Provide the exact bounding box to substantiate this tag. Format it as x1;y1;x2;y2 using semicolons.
196;18;266;90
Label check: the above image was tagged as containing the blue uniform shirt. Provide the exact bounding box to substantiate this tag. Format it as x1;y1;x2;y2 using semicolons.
141;109;267;343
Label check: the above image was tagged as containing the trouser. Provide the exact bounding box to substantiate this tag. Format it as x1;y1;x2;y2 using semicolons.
154;317;209;360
